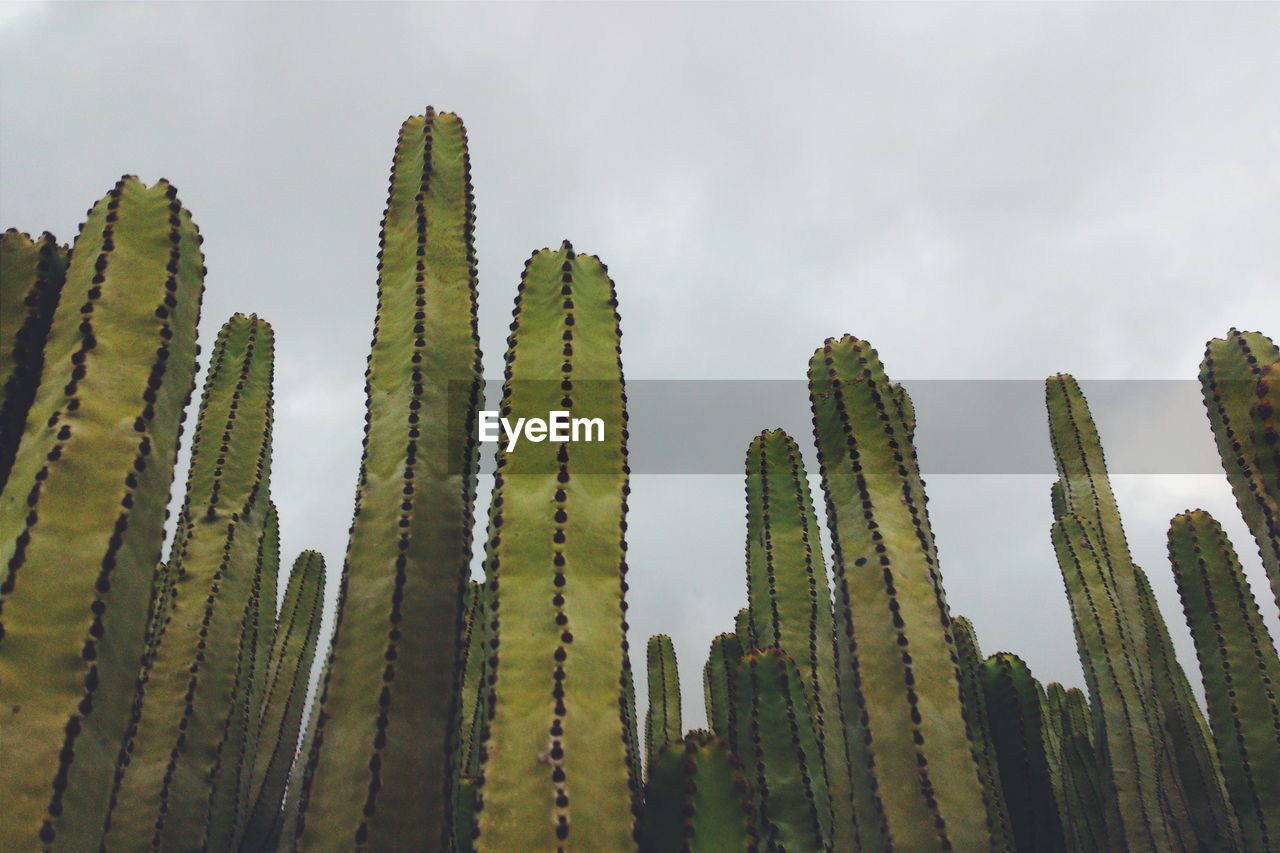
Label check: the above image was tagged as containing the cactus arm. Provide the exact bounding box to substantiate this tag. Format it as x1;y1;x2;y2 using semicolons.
638;732;755;852
644;634;682;775
242;550;325;852
0;177;204;850
296;109;483;851
1168;510;1280;849
0;230;67;493
979;653;1065;853
950;616;1015;850
734;606;754;652
1043;683;1110;853
703;632;742;747
1200;330;1280;612
807;335;993;851
473;243;634;851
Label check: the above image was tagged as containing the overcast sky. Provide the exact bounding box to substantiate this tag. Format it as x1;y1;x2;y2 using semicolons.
3;1;1278;732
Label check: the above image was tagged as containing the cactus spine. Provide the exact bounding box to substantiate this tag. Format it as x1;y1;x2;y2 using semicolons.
103;312;274;851
743;428;853;849
1200;330;1280;613
242;550;326;852
1168;510;1280;850
296;108;483;851
473;243;635;851
644;634;682;776
0;177;205;850
0;229;67;492
807;335;994;851
638;732;755;852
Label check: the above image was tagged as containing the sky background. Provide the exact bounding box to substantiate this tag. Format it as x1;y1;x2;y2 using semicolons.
3;1;1278;733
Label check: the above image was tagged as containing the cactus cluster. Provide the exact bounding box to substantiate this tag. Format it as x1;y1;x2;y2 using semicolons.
2;106;1277;853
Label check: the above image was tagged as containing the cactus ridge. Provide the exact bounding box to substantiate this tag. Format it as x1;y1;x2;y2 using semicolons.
1168;509;1280;850
297;107;483;851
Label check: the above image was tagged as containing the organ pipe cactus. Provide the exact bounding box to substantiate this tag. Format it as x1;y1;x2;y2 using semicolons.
734;647;830;852
978;652;1064;853
703;632;742;748
807;335;994;851
472;242;636;851
638;731;756;852
949;616;1014;850
645;634;682;776
1041;684;1109;853
0;229;67;492
296;108;484;851
1199;330;1280;613
743;428;853;849
735;606;754;652
242;550;326;852
1168;509;1280;850
104;312;275;852
0;176;205;850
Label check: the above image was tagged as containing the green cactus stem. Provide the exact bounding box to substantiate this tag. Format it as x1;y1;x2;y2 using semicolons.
703;632;742;748
979;652;1065;853
1200;330;1280;613
103;312;274;852
472;242;635;851
1042;683;1109;853
733;646;830;852
949;616;1015;851
0;176;205;850
645;634;682;777
242;550;326;852
638;731;756;852
808;335;994;852
0;229;67;493
735;607;754;652
743;428;853;849
1168;510;1280;850
296;108;483;852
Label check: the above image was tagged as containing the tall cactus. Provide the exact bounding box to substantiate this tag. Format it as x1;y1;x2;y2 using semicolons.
638;732;756;852
472;242;635;850
242;550;326;852
296;108;483;851
978;652;1065;853
743;428;853;849
0;229;67;493
808;335;994;851
0;176;205;850
1200;330;1280;613
703;632;742;748
644;634;682;776
1042;683;1110;853
103;312;274;851
1168;510;1280;850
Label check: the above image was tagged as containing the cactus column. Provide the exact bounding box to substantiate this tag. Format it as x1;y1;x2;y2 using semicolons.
473;243;635;851
296;109;483;851
644;634;682;776
0;177;204;850
807;336;994;851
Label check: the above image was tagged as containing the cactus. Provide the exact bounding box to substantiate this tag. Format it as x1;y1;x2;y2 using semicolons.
807;335;994;851
102;312;274;851
733;647;830;852
735;606;754;652
278;683;324;852
978;652;1065;852
0;229;67;492
949;616;1015;850
743;428;853;849
1042;683;1110;853
1199;330;1280;613
1168;510;1280;850
0;177;205;850
644;634;682;776
242;550;326;852
638;731;756;852
703;632;742;748
296;108;483;851
457;579;489;779
472;242;635;850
